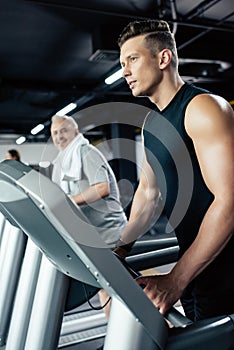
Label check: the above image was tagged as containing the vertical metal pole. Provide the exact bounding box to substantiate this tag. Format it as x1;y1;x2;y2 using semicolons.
6;239;42;350
104;296;159;350
0;212;6;245
0;222;26;346
24;255;70;350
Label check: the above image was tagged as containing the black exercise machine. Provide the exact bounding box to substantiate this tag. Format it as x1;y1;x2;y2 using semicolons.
0;160;233;350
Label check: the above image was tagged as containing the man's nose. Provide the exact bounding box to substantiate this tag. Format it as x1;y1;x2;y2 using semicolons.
122;65;130;78
58;131;64;139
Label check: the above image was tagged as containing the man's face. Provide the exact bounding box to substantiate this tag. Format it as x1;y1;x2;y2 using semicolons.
120;35;162;98
51;119;78;150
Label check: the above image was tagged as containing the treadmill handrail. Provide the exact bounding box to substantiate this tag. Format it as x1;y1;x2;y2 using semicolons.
0;160;169;349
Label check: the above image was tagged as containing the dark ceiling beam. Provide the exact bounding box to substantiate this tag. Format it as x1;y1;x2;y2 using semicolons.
26;0;159;19
177;0;231;53
184;0;222;20
170;19;234;33
0;80;90;95
178;10;234;50
26;0;234;33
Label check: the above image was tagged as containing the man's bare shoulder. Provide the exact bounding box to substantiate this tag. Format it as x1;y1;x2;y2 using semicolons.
185;93;234;139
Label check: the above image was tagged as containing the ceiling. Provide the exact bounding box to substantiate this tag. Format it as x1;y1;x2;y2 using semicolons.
0;0;234;144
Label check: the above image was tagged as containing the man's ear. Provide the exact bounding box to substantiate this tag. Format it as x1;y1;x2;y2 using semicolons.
159;49;172;68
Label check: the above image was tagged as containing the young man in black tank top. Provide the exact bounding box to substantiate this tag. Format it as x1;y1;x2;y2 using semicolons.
114;20;234;321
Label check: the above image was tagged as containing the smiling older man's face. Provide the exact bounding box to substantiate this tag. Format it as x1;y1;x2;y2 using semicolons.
51;118;78;151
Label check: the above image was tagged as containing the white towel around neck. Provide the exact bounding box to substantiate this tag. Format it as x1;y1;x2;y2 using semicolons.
52;133;89;188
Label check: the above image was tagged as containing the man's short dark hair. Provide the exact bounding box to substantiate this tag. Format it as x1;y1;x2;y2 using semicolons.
118;20;178;67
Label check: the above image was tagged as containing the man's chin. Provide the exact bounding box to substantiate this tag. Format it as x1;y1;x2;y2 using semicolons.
58;145;66;151
132;89;140;97
132;90;146;98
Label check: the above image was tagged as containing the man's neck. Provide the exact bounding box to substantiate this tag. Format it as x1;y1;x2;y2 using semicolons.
150;75;184;111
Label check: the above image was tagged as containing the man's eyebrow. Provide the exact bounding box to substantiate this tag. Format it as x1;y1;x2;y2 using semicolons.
124;52;139;58
53;126;67;132
120;52;138;63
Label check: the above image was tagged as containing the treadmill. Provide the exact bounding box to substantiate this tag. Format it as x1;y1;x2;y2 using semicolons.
0;160;233;350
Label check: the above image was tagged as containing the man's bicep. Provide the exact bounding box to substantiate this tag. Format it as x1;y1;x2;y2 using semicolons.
188;99;234;198
197;132;233;198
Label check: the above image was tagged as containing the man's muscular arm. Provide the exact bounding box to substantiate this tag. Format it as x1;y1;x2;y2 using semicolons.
115;154;161;258
137;94;234;314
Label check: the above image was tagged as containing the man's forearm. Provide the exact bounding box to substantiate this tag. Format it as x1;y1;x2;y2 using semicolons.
71;182;110;205
120;186;161;246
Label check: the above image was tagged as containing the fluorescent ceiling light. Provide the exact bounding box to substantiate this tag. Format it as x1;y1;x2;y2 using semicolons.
16;136;26;145
31;124;44;135
179;58;231;71
56;103;77;116
105;68;123;85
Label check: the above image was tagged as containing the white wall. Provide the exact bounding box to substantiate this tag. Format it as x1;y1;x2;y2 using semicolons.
0;143;58;165
0;135;143;172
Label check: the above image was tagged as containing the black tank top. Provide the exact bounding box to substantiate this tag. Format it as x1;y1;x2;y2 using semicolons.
144;82;234;294
143;82;214;252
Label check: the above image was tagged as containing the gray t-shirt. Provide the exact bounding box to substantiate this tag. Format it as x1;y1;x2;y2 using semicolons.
60;144;127;245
